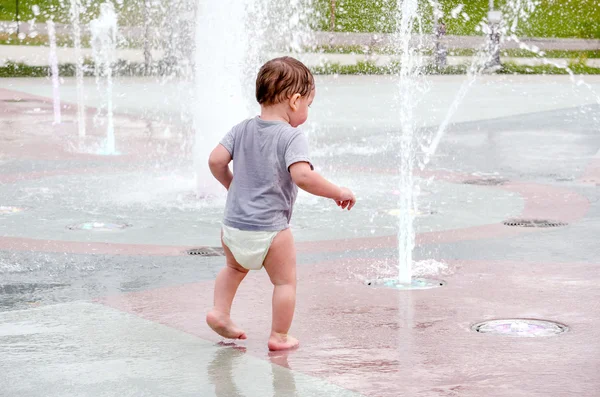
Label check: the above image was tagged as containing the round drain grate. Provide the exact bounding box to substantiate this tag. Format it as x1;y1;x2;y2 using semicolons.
0;206;26;214
472;319;568;337
366;278;445;290
503;219;567;228
186;247;225;257
67;222;130;231
463;178;507;186
3;99;32;103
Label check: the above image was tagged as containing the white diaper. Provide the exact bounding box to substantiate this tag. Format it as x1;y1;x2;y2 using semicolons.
221;224;278;270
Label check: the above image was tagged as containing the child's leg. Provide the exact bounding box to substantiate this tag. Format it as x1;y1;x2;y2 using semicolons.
206;241;249;340
263;228;298;351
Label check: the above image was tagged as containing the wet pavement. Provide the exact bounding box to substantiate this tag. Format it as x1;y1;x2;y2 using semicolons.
1;75;599;396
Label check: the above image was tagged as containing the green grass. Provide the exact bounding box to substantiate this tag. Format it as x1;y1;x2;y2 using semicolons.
449;49;600;59
309;44;395;54
0;32;74;46
1;0;598;38
312;44;600;59
0;57;194;77
313;60;398;75
523;0;600;39
0;0;62;22
313;0;600;38
0;60;154;77
499;61;600;75
0;0;143;26
0;32;144;48
313;0;397;33
310;60;600;75
2;58;598;78
312;61;476;75
0;61;73;77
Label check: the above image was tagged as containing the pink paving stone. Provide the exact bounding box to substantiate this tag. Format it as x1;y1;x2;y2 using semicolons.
0;88;175;162
98;257;600;396
1;87;103;117
0;88;54;105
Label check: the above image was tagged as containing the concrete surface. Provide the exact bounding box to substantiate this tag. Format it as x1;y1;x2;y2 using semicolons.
0;74;599;396
2;45;599;68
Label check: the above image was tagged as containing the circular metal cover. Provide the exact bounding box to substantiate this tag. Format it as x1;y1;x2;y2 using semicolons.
366;278;446;290
186;247;225;257
472;319;568;337
67;222;130;231
463;178;507;186
503;219;567;228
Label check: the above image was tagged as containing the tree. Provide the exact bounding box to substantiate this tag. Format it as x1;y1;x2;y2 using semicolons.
330;0;336;31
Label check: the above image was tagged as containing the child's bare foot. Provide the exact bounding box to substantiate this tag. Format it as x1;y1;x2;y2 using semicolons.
268;332;299;351
206;310;247;340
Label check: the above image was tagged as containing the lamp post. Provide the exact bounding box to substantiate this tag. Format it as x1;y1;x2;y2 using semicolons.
15;0;19;34
330;0;336;32
434;20;446;68
487;0;502;68
430;1;446;69
142;0;152;75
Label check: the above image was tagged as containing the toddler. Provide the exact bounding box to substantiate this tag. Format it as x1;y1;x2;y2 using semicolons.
206;56;356;351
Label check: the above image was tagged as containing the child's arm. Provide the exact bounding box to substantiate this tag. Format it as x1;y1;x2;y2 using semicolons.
290;162;356;210
208;144;233;190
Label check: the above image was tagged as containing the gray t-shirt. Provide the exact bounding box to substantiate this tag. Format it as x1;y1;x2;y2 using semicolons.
220;116;313;232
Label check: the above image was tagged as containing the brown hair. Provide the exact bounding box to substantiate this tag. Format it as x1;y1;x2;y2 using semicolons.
255;57;314;106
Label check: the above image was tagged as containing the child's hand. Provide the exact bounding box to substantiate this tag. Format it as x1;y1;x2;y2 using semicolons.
335;187;356;210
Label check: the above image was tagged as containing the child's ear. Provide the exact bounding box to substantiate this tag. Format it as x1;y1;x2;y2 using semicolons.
289;93;301;111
